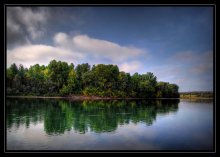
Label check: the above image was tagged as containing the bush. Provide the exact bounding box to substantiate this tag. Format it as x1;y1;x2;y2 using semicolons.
83;87;99;96
59;85;71;96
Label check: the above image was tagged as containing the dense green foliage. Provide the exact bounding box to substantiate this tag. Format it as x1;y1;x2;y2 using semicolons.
6;60;179;98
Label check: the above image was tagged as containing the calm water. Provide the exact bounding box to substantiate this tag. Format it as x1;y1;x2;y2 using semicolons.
6;98;213;151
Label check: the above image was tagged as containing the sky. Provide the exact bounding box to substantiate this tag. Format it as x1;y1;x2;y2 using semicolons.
6;6;214;92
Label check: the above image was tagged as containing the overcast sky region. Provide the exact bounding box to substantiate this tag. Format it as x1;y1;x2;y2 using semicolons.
6;6;213;92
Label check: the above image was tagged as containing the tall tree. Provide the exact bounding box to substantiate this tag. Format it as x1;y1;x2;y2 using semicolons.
75;63;91;91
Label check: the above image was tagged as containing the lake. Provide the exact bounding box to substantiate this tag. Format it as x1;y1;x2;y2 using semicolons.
6;98;214;151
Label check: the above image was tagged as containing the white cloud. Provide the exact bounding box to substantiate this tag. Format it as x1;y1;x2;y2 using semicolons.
7;32;146;69
54;32;68;45
119;61;142;74
7;44;84;68
7;31;147;75
53;33;145;63
72;34;144;62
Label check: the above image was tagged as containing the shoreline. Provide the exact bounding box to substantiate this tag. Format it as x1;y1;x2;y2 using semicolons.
6;95;141;100
6;95;213;100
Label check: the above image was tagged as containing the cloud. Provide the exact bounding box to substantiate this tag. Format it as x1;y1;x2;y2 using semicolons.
171;51;213;64
72;35;144;62
7;32;146;69
54;32;68;45
169;51;194;63
119;61;143;74
171;51;213;76
190;63;212;74
148;51;213;91
19;7;48;40
53;33;145;62
7;7;49;47
7;11;30;47
7;44;84;68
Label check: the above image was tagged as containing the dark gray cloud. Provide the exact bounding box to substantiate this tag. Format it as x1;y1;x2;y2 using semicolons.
7;7;50;48
6;7;88;49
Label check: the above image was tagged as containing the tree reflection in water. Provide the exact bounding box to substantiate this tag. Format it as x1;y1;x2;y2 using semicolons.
7;98;179;135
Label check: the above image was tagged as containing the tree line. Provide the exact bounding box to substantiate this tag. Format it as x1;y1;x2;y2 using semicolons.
6;60;179;98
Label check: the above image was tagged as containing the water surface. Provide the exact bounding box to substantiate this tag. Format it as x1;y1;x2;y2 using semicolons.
6;98;213;151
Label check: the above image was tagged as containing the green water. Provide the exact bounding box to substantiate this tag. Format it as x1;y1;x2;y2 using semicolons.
6;98;213;151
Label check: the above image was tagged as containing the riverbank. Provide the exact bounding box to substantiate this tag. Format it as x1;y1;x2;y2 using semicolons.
6;95;213;100
6;95;182;100
6;95;144;100
180;91;213;99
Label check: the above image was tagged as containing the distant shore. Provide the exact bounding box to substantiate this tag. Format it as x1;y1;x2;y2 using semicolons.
179;92;213;99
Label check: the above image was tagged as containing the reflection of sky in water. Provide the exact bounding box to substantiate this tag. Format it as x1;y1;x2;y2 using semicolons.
6;99;213;150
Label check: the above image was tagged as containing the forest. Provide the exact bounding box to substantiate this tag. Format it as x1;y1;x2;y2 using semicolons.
6;60;179;98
